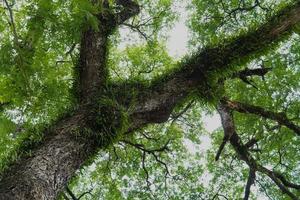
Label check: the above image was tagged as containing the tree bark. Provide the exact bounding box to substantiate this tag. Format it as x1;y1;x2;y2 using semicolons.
0;111;94;199
0;1;300;199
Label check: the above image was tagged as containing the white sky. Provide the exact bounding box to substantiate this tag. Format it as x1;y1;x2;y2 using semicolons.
166;3;189;58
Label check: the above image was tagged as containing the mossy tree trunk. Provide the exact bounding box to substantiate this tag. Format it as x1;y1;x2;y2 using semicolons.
0;1;300;199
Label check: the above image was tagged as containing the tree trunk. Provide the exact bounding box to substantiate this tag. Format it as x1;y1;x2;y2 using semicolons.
0;1;300;199
0;111;100;199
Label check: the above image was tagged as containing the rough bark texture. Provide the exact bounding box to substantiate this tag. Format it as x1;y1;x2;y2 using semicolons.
0;111;94;200
0;1;300;199
78;28;109;102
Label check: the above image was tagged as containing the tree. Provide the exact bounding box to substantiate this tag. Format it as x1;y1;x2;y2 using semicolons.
0;0;300;199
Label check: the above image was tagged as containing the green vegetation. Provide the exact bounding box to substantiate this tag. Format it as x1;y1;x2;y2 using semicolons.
0;0;300;199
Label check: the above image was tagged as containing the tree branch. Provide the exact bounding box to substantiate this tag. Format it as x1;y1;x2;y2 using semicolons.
231;67;272;89
244;138;258;149
170;100;195;124
273;171;300;190
243;168;256;200
232;67;272;79
121;139;171;178
141;151;151;190
114;0;140;25
66;186;78;200
78;0;140;103
123;1;300;130
121;139;170;154
218;101;299;200
3;0;19;44
223;99;300;136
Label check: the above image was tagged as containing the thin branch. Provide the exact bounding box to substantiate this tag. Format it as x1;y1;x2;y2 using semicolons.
232;67;272;79
256;179;274;200
77;187;94;200
121;139;170;154
142;151;151;190
170;100;195;124
62;192;70;200
66;43;77;56
3;0;19;44
65;186;78;200
122;22;149;40
244;168;256;200
231;67;272;89
121;139;171;183
140;131;159;141
244;138;258;149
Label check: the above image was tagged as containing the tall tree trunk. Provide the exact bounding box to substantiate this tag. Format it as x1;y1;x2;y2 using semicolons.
0;111;98;199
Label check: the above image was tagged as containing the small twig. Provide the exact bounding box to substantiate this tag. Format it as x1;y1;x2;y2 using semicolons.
3;0;19;44
244;138;258;149
170;100;195;124
122;22;149;40
142;151;151;190
140;131;159;141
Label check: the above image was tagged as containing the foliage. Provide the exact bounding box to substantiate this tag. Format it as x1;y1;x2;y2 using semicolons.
0;0;300;199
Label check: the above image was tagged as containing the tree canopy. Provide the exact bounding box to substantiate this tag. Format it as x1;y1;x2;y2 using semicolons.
0;0;300;199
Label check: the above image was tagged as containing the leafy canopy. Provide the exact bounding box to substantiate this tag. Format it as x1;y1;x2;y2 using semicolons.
0;0;300;199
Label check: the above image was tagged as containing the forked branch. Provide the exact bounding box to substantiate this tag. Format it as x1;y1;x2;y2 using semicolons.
217;101;299;200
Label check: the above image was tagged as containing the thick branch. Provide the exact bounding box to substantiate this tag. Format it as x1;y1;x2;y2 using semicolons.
114;0;140;25
232;67;272;79
124;2;300;129
78;0;140;103
224;99;300;136
0;1;142;198
78;28;109;102
273;171;300;190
